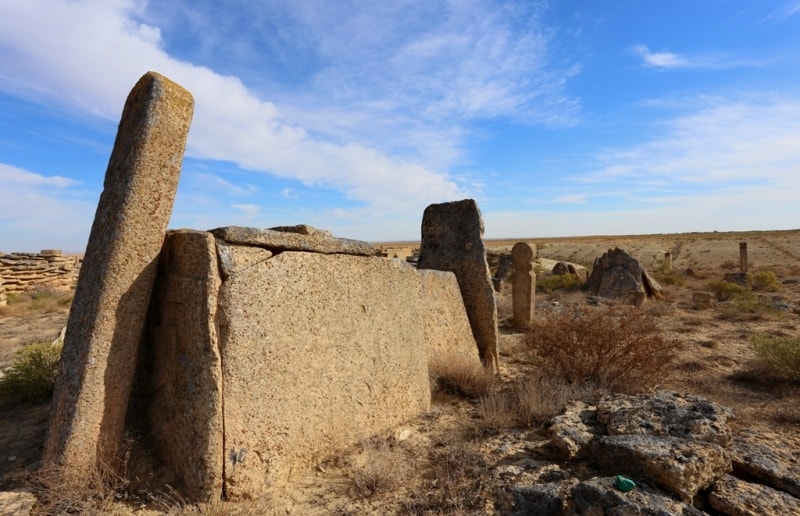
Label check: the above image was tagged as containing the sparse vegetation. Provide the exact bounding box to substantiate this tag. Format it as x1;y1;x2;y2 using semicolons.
536;272;583;293
0;285;73;316
706;279;752;302
524;305;678;393
0;341;62;403
750;333;800;382
750;270;781;292
429;353;495;398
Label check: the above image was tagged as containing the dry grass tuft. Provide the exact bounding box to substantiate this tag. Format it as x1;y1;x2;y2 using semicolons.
348;442;409;499
0;286;73;317
749;333;800;382
429;353;495;399
524;305;678;393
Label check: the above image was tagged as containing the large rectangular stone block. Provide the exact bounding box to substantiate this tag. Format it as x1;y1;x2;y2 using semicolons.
217;252;432;498
44;72;194;476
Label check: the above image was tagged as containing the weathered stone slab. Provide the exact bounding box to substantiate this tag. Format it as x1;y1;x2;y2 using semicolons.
596;392;734;447
586;247;662;300
215;241;273;278
418;269;480;366
731;429;800;498
146;230;224;502
43;71;193;476
217;252;432;498
549;401;601;459
592;434;731;502
709;474;800;516
210;225;377;256
418;199;499;372
567;477;705;516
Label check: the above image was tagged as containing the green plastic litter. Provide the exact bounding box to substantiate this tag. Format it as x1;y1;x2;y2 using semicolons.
614;475;636;492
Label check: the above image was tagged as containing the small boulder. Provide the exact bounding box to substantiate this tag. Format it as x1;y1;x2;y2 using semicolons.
709;474;800;516
585;247;662;300
730;429;800;499
566;476;705;515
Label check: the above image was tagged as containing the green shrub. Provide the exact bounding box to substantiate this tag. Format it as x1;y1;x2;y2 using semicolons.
536;273;583;293
524;305;677;393
0;341;62;402
706;279;752;302
750;334;800;381
655;271;685;286
750;270;781;292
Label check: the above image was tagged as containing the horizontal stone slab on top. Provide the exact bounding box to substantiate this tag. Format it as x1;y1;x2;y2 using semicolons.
210;225;378;256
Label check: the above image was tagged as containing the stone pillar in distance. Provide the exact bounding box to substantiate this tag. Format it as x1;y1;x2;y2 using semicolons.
739;242;748;274
511;242;536;327
43;72;194;478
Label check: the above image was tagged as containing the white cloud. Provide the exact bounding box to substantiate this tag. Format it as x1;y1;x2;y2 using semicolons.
632;45;769;70
0;163;95;252
0;0;577;223
0;164;80;188
231;204;261;220
590;95;800;187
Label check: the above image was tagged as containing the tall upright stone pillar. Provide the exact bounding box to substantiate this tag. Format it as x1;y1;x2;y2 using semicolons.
664;252;672;272
739;242;748;274
511;242;535;327
418;199;499;372
43;72;194;477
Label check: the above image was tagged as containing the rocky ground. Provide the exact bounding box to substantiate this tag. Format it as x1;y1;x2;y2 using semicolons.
1;229;799;514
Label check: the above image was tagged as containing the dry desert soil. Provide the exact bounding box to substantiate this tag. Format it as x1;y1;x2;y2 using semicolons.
1;229;799;514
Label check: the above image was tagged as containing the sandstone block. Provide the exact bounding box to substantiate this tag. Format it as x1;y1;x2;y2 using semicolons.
567;477;705;515
44;71;193;476
592;434;731;502
586;247;662;300
418;199;499;372
147;230;224;502
709;474;800;516
217;252;432;498
731;429;800;498
210;225;377;256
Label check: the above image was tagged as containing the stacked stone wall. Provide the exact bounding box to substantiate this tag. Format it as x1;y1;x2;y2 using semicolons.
0;250;81;295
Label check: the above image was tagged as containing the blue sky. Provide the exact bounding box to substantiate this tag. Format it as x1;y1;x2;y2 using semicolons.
1;1;799;252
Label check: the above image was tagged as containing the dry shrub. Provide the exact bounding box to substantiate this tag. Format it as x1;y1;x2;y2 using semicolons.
706;279;751;302
348;441;409;499
524;305;678;393
476;374;600;432
429;353;495;398
750;333;800;382
750;270;781;292
0;341;62;403
404;439;489;514
0;286;72;316
536;273;583;293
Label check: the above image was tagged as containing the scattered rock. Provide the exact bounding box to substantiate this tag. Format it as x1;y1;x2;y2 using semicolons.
596;392;734;447
730;429;800;499
508;478;577;516
709;474;800;516
566;476;705;515
585;247;662;301
692;292;717;309
549;401;602;459
0;491;37;516
592;434;731;502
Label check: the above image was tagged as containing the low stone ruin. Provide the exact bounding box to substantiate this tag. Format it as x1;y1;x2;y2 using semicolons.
0;250;81;297
506;392;800;514
43;71;485;503
585;247;662;304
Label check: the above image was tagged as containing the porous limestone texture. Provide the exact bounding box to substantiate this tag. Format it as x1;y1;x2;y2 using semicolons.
709;474;800;516
146;232;477;501
210;225;377;256
146;230;224;502
418;268;479;364
730;429;800;498
44;71;193;476
566;477;705;516
418;199;499;372
218;252;432;498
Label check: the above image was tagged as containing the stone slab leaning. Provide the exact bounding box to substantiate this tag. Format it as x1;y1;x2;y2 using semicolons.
43;72;193;477
418;199;499;372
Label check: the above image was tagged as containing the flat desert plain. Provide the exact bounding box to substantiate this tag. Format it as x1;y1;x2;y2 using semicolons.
1;229;799;514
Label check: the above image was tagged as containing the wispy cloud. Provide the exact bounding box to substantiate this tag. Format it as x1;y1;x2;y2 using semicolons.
0;0;576;222
588;94;800;190
632;45;768;70
0;164;80;188
763;1;800;22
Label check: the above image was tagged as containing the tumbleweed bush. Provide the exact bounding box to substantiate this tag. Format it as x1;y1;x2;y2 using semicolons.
524;305;678;393
750;333;800;382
